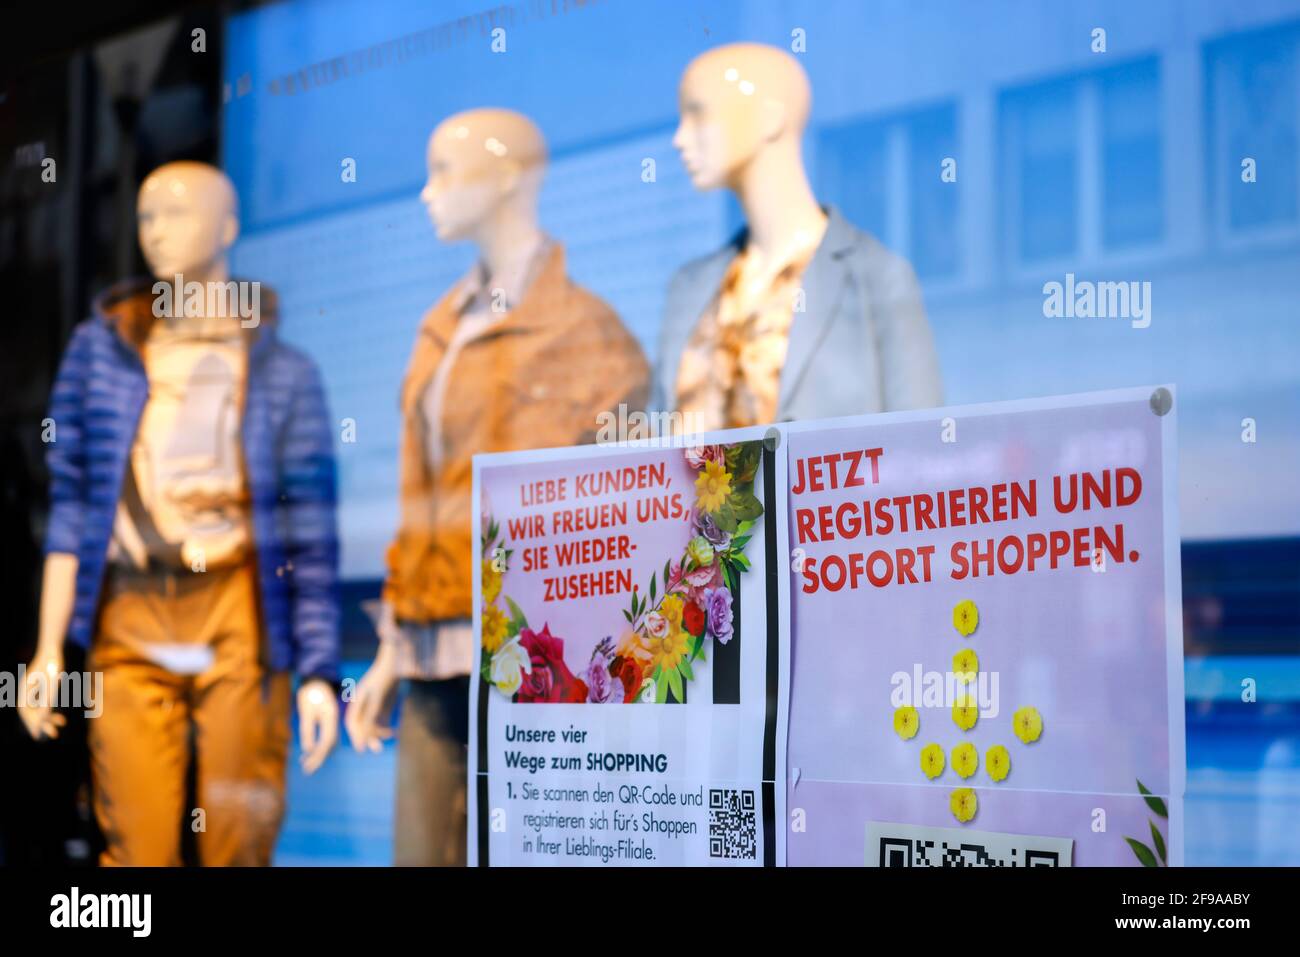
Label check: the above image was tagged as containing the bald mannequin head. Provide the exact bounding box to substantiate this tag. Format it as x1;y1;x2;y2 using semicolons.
420;108;548;242
137;161;239;283
673;43;812;192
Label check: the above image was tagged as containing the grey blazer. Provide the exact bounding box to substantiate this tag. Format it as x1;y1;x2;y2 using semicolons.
655;205;943;424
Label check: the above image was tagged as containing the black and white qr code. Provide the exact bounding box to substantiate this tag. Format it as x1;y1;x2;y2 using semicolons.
879;837;1062;867
708;788;757;860
866;822;1073;867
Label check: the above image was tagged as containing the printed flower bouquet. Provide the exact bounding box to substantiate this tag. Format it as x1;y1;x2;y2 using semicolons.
480;441;764;704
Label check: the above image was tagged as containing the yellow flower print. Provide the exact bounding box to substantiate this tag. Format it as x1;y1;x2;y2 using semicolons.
951;742;979;779
648;628;690;672
695;460;733;513
893;706;919;740
481;558;502;605
986;744;1011;782
686;536;714;568
950;787;978;823
481;603;509;653
952;694;979;731
952;599;979;637
1013;705;1043;744
920;743;945;780
952;648;979;684
657;593;685;631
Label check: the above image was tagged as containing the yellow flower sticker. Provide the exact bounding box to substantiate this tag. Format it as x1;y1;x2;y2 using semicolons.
986;744;1011;782
481;558;502;605
695;460;733;513
657;594;685;630
481;603;509;653
893;706;919;740
920;743;945;780
952;648;979;684
951;742;979;779
952;599;979;637
952;694;979;731
950;787;978;823
1013;705;1044;744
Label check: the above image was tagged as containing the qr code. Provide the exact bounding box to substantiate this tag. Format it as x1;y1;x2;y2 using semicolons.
866;822;1073;867
708;788;757;860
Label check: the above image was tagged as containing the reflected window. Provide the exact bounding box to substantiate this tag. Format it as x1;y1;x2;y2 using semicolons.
1000;57;1164;265
1003;77;1079;262
1207;26;1300;234
818;117;889;249
817;103;959;280
1100;59;1163;248
906;106;959;279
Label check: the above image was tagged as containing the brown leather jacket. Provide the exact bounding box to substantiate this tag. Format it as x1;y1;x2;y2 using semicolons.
382;243;649;622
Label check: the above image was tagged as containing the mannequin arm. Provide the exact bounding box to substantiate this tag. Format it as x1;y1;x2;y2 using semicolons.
278;359;342;773
343;607;400;754
18;552;77;739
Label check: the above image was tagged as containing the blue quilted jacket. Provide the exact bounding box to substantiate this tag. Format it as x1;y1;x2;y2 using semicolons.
44;279;340;683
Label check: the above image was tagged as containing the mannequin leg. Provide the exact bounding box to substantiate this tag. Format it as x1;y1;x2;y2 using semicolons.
88;580;191;867
190;565;291;866
394;676;469;866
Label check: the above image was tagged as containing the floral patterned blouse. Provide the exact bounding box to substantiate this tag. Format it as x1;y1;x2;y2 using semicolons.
673;241;819;431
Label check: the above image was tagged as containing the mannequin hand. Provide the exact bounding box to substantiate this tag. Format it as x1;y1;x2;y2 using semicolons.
296;678;339;775
344;639;399;754
17;648;68;741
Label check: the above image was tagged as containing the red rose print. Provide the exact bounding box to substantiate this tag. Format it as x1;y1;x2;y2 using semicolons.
612;656;643;702
682;600;706;637
517;624;580;703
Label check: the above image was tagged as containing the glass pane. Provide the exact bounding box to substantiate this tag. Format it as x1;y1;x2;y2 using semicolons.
907;104;960;278
1210;30;1299;231
1002;78;1079;262
817;118;890;245
1100;58;1164;248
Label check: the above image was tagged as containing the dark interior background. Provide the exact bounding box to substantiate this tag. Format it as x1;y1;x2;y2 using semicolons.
0;0;229;866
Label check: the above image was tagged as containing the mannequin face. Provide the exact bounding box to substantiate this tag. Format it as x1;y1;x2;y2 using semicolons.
673;44;811;193
419;110;547;244
137;164;238;281
673;61;766;191
419;124;506;241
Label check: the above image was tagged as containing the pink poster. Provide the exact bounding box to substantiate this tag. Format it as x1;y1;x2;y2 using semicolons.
784;387;1184;867
468;429;789;866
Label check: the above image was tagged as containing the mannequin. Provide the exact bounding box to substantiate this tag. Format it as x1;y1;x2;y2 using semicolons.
422;109;549;298
675;43;829;302
344;109;648;866
20;161;341;866
659;43;942;428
